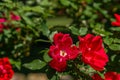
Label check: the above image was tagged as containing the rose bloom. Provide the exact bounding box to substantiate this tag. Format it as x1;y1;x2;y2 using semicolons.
48;33;79;72
78;34;108;71
111;14;120;26
0;57;14;80
92;72;120;80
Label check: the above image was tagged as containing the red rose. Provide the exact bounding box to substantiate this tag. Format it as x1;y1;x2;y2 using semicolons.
92;74;103;80
0;57;14;80
78;34;108;71
92;72;120;80
48;33;79;72
105;72;120;80
111;14;120;26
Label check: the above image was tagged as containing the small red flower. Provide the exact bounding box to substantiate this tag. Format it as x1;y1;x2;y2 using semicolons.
48;33;79;72
0;18;6;23
0;12;21;33
10;12;21;21
111;14;120;26
0;57;14;80
78;34;108;71
92;72;120;80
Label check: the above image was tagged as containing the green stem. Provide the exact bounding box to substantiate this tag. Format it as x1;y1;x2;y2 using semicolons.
35;39;51;43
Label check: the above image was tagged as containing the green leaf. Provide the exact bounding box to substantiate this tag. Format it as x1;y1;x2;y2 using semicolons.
110;27;120;31
35;39;51;43
109;44;120;51
4;29;11;35
70;3;78;10
10;59;21;70
43;50;52;62
111;54;117;62
50;75;57;80
79;27;88;36
40;22;50;37
14;44;23;49
97;71;104;79
93;3;101;10
26;25;39;37
40;0;51;6
103;37;113;45
49;31;58;42
22;6;44;13
21;15;34;26
32;6;44;13
23;59;46;70
113;38;120;43
69;26;79;35
93;29;113;36
60;0;70;6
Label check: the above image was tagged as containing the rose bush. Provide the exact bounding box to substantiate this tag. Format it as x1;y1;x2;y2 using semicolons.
0;0;120;80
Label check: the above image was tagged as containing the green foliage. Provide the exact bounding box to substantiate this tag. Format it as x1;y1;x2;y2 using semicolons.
0;0;120;79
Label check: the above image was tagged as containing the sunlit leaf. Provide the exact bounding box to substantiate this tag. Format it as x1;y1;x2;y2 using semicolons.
10;59;21;70
69;26;79;35
109;44;120;51
23;59;46;70
79;27;88;36
60;0;70;6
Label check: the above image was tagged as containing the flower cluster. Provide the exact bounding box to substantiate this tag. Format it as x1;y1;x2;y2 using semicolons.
0;12;21;33
48;33;108;72
0;57;14;80
92;72;120;80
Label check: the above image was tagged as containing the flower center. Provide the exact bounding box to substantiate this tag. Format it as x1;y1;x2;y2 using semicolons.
88;48;91;51
60;50;67;57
